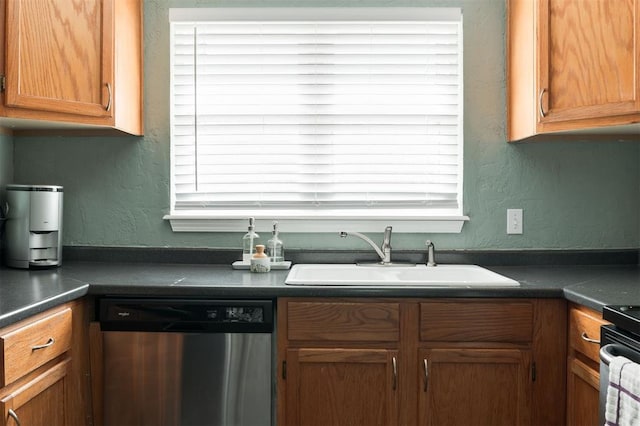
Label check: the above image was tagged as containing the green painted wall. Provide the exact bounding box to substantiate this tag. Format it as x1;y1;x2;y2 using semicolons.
0;132;12;203
13;0;640;251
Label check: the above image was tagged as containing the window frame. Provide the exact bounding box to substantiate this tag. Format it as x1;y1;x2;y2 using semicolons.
165;7;468;233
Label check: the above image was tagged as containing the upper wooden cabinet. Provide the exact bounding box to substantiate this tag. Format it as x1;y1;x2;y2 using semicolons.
507;0;640;142
0;0;143;135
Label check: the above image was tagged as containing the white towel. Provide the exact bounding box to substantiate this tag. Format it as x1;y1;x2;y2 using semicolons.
605;355;640;426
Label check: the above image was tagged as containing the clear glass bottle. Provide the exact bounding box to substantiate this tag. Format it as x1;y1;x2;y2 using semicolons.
266;221;284;263
242;217;259;263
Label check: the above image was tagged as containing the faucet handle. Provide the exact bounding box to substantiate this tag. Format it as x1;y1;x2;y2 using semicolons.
382;226;392;247
425;240;437;267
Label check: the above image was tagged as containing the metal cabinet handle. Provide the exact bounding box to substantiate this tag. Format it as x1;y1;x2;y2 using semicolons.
31;337;55;351
8;409;21;426
105;82;112;111
423;359;429;392
581;332;600;345
392;356;398;390
538;88;547;118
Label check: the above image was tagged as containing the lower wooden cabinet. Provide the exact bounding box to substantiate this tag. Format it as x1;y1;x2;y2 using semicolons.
0;359;69;426
277;298;567;426
418;348;531;426
285;348;399;426
566;304;608;426
566;357;600;426
0;300;92;426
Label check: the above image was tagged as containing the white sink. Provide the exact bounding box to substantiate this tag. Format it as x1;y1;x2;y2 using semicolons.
285;264;519;287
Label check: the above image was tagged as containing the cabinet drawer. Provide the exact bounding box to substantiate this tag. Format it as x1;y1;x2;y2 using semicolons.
0;308;72;386
569;306;607;363
286;301;400;342
420;301;533;343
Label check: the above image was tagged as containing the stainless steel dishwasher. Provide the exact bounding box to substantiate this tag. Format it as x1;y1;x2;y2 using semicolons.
98;298;274;426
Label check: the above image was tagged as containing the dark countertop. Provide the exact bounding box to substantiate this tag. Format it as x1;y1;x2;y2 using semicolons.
0;267;89;327
0;261;638;328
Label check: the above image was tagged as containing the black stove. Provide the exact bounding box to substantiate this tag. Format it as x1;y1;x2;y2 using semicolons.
603;305;640;338
599;305;640;425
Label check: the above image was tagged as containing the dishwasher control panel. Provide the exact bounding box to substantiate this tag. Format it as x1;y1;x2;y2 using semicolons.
221;306;263;322
98;298;274;333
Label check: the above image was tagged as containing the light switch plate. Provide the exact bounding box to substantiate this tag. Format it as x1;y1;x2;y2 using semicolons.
507;209;523;234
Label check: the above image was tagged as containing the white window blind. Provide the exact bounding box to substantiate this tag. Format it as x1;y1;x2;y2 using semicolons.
169;8;464;228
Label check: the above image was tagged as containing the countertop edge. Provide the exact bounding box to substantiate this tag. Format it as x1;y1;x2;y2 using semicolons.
3;283;567;329
0;284;90;329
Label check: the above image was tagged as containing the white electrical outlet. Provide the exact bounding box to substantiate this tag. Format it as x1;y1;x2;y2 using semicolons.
507;209;523;234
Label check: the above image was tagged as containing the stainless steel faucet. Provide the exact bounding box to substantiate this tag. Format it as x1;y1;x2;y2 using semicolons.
339;226;393;265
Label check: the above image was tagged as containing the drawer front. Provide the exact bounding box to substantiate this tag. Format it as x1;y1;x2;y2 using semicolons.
0;308;72;386
420;301;534;343
287;302;400;342
569;306;607;363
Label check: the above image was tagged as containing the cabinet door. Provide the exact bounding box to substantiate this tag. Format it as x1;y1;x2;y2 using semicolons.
418;348;531;426
0;359;69;426
537;0;640;125
284;348;399;426
566;357;600;426
4;0;114;118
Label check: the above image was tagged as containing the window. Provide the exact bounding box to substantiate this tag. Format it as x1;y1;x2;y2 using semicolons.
166;8;466;232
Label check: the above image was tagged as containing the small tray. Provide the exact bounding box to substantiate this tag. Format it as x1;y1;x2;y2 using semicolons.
232;261;292;270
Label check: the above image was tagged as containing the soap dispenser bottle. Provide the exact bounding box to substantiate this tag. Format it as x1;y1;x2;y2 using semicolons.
242;217;259;263
250;244;270;273
267;221;284;263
